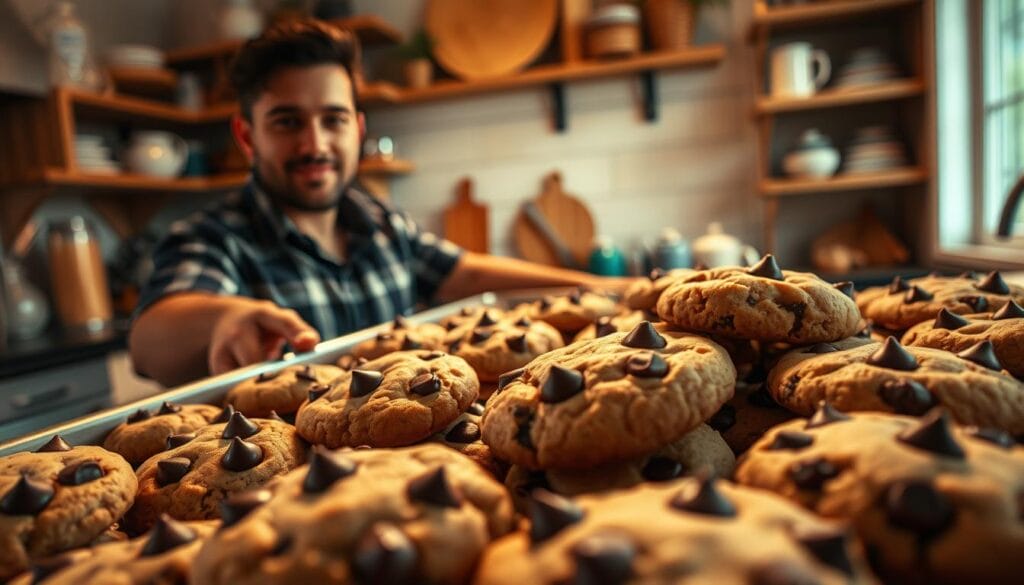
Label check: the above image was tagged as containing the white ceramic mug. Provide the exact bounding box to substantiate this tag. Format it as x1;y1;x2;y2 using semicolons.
771;42;831;98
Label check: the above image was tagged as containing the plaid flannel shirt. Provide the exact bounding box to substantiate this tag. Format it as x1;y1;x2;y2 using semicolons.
135;181;463;339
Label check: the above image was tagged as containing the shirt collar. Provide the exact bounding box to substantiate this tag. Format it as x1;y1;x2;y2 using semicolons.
243;178;382;247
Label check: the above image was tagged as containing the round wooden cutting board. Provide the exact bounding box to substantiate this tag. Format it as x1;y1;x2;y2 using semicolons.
513;172;595;268
424;0;558;80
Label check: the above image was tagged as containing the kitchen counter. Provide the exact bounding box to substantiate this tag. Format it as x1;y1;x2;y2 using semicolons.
0;319;129;380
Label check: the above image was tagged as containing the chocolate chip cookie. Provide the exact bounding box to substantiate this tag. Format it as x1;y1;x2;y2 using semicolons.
448;309;564;383
708;380;799;455
526;289;620;334
10;517;217;585
571;309;649;343
124;413;307;533
224;364;342;418
103;402;221;467
296;350;480;448
427;406;507;479
656;255;861;343
735;408;1024;584
902;302;1024;379
858;272;1024;331
476;477;878;585
0;437;137;580
191;444;515;585
350;316;448;360
768;336;1024;435
481;321;736;469
621;267;696;310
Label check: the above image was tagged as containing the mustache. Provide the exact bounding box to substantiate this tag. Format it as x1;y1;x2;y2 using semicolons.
285;156;340;172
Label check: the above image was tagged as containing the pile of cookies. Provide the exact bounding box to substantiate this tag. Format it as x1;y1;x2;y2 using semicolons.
2;258;1023;584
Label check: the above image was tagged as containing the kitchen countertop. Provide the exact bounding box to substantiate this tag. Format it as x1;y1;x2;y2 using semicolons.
0;320;129;380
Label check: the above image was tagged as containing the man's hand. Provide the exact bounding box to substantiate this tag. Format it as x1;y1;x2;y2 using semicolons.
208;299;320;375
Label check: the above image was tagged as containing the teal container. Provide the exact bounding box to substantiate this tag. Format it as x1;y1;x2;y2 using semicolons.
588;237;627;276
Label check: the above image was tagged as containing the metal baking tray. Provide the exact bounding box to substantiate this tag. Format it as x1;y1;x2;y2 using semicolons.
0;288;580;457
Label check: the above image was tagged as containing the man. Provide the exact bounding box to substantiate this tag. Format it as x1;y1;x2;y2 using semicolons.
130;20;630;387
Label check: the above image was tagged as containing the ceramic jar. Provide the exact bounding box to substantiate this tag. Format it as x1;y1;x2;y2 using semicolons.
691;222;760;268
218;0;264;41
125;131;188;178
783;128;840;179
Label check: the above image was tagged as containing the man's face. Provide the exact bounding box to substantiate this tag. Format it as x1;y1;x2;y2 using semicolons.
236;64;362;212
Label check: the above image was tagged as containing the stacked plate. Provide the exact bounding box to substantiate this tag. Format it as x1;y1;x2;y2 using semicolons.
75;134;121;174
842;126;908;174
835;47;900;88
105;44;165;70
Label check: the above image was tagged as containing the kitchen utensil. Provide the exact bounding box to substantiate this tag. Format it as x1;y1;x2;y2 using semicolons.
770;42;831;98
522;201;580;269
442;178;489;253
47;217;113;333
783;129;841;179
691;222;760;268
513;172;595;269
125;131;188;178
425;0;558;80
2;256;49;341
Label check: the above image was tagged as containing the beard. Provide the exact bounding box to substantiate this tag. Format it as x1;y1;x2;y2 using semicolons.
254;153;351;213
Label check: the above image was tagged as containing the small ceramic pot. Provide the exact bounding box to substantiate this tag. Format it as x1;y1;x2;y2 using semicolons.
783;129;840;179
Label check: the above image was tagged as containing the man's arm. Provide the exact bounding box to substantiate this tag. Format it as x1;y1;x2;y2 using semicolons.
435;251;634;301
129;292;319;388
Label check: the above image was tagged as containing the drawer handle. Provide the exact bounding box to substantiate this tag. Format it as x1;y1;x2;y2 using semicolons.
11;385;72;410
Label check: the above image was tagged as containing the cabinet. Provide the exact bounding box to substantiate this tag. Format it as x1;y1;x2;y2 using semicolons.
750;0;934;268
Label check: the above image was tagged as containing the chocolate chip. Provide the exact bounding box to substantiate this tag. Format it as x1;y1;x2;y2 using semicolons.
0;473;53;515
400;335;422;350
506;333;528;353
156;457;191;487
220;437;264;472
966;426;1016;448
959;295;988;312
448;339;463;353
213;404;236;423
420;351;445;361
444;321;459;331
866;337;919;371
795;527;854;576
477;311;497;327
127;409;152;424
878;379;936;416
897;409;965;459
166;433;196;450
568;290;582;305
35;435;72;453
497;367;525;392
904;285;934;303
307;383;330;402
140;514;196;557
445;420;481;443
975;271;1010;294
407;466;462;508
393;315;411;329
993;300;1024;320
888;276;910;294
409;373;441;396
157;401;181;415
571;534;636;585
351;523;418;585
648;268;665;281
539;297;553;310
515;316;532;327
29;554;73;583
625;352;668;378
303;447;357;493
594;316;617;338
460;306;476;317
349;370;384;398
270;534;293;556
467;402;486;416
713;315;735;330
707;404;736;432
780;302;807;335
641;457;684;481
470;328;493;345
668;475;736;517
805;401;851;429
220;489;272;528
57;460;104;486
515;470;551;498
747;385;780;408
769;431;814;451
693;262;709;270
221;411;261;440
957;340;1002;371
541;365;585;403
748;254;784;281
621;321;667;349
338;355;369;370
296;365;318;382
529;488;585;543
256;370;280;382
803;343;837;354
855;324;872;338
885;480;955;535
832;281;856;300
267;410;287;422
933;308;970;330
514;406;535;449
789;457;839;490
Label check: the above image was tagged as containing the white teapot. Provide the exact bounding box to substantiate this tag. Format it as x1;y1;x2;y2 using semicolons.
692;222;761;268
125;131;188;178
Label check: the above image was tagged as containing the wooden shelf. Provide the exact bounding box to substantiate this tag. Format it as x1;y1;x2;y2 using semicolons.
41;168;249;193
759;167;929;197
385;45;726;105
64;88;236;124
108;67;178;97
755;79;925;115
752;0;920;31
358;158;414;175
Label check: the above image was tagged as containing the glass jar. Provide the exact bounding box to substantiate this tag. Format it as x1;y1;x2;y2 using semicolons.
47;217;113;333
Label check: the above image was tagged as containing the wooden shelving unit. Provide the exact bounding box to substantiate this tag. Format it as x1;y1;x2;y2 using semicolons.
108;68;178;99
752;0;920;31
754;78;924;114
760;167;928;197
62;88;236;125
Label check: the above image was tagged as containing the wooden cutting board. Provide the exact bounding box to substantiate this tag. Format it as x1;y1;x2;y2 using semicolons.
443;178;489;253
513;171;595;268
425;0;558;80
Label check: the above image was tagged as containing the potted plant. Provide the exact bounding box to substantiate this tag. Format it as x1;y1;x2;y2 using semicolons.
397;29;435;89
640;0;727;51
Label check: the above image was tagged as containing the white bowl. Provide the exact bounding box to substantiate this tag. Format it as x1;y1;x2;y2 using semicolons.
783;147;841;179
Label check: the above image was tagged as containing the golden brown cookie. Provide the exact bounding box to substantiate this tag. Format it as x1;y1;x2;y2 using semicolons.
571;309;649;343
621;267;696;310
902;302;1024;379
735;408;1024;585
103;402;221;467
223;364;342;418
426;404;507;480
448;309;564;382
349;316;448;360
707;381;799;455
525;289;619;334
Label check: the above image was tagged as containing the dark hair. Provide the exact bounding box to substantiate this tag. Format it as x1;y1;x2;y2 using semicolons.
229;19;361;120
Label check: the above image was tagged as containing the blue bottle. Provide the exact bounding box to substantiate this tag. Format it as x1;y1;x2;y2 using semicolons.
588;236;627;276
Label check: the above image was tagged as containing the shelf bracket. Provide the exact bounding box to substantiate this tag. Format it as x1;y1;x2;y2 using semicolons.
549;82;567;132
641;70;658;123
